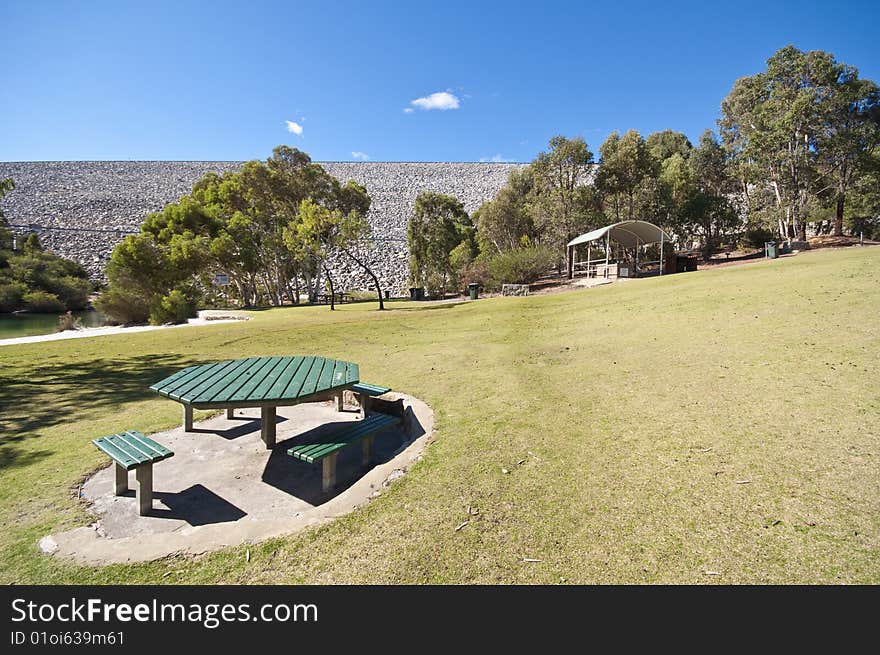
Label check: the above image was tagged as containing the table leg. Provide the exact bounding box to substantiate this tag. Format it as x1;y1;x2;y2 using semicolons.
335;391;344;412
322;452;338;492
114;463;128;496
135;464;153;516
183;404;193;432
261;406;276;449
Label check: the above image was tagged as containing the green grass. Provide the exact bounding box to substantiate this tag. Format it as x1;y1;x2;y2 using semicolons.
1;246;878;584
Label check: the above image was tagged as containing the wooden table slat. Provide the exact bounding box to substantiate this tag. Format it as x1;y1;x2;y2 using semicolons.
193;357;268;403
253;356;299;400
346;362;359;384
202;356;276;404
166;359;240;401
177;357;259;403
279;356;318;400
148;365;198;393
317;358;339;394
260;356;305;400
157;362;226;397
299;357;328;397
152;356;359;414
227;357;287;403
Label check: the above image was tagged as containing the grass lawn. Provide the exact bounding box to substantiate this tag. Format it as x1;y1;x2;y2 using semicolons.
1;246;878;584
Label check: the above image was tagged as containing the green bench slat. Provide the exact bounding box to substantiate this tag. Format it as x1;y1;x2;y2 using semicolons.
287;414;400;464
93;430;174;471
351;383;392;396
346;362;359;384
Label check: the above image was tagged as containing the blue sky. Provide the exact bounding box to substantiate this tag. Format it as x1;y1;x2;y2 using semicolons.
2;0;878;162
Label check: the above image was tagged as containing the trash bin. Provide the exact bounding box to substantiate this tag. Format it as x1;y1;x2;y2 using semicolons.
765;241;778;259
409;287;424;301
384;289;390;300
468;283;480;300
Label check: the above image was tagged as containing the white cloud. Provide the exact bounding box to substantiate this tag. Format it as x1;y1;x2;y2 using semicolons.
480;154;512;163
285;120;304;135
409;91;460;111
351;151;369;160
403;107;414;114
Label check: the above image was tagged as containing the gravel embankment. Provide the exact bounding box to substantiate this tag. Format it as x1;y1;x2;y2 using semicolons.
0;161;523;293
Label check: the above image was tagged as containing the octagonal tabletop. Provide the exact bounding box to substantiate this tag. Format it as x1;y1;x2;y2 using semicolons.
149;356;359;409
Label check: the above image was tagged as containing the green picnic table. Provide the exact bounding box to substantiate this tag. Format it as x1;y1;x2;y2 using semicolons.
149;356;359;448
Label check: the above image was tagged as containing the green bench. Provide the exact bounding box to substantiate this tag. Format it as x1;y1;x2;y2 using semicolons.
92;430;174;515
287;412;401;492
350;382;391;416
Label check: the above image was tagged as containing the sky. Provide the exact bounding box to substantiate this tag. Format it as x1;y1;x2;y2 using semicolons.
1;0;878;163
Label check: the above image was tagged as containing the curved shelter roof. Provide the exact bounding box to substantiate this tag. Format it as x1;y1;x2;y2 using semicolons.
567;220;671;249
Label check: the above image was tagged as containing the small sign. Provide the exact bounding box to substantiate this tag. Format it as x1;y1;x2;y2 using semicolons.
212;273;229;286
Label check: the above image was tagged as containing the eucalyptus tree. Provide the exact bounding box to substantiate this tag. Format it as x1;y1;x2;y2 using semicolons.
813;69;880;235
407;192;473;295
718;45;880;240
595;130;659;222
528;135;597;256
472;166;536;255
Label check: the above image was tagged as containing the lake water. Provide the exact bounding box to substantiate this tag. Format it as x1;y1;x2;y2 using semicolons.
0;310;106;339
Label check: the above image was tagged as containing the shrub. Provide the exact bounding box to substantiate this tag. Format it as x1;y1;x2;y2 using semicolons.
741;225;775;249
487;246;556;286
425;272;449;299
0;281;27;313
458;259;490;294
44;275;92;310
22;290;65;313
347;289;380;302
149;289;196;325
95;287;151;324
57;310;82;332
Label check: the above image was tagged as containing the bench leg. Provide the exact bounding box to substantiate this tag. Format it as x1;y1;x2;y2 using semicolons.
183;404;193;432
135;464;153;516
322;452;338;492
357;393;370;418
226;407;235;419
114;463;128;496
362;435;375;466
335;391;344;412
261;406;276;449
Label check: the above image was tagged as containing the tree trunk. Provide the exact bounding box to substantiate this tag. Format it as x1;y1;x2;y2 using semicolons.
342;247;384;310
834;189;845;237
324;264;336;311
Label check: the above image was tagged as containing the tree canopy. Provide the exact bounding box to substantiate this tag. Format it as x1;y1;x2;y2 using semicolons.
97;146;380;324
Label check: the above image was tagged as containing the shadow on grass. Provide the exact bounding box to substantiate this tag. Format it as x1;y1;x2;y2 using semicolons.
0;353;205;465
383;300;469;312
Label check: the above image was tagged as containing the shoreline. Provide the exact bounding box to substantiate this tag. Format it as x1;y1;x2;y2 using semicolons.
0;310;251;347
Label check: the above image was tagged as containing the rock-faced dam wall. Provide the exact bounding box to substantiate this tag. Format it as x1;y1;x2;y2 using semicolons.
0;161;524;294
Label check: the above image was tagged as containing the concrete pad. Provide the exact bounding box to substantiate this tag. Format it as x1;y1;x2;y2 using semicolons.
46;392;434;565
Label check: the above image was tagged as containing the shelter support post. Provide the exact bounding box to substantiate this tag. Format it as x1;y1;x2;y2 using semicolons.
567;245;574;279
659;231;664;276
